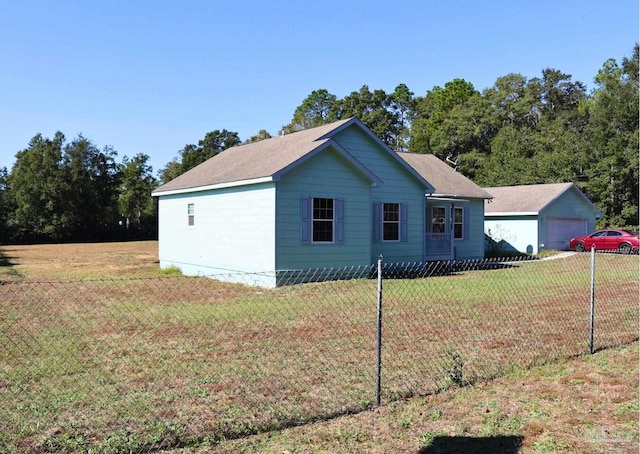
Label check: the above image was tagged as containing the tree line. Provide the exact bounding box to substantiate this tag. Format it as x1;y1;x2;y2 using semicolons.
0;45;636;244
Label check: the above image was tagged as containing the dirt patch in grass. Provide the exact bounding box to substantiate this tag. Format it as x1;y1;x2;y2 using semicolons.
0;241;159;280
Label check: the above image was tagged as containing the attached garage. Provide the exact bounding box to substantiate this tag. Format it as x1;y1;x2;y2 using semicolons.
484;183;602;254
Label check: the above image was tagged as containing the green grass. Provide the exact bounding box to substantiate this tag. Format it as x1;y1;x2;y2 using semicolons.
0;253;637;452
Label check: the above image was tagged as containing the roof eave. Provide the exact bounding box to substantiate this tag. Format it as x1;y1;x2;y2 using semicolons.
485;211;539;216
151;176;275;197
430;193;493;200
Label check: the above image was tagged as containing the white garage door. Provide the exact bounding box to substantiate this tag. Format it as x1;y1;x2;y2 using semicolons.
546;218;588;250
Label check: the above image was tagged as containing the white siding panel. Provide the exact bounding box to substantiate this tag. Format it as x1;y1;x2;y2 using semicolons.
484;218;539;253
158;183;276;279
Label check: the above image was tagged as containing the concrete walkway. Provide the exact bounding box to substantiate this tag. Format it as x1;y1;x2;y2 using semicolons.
539;251;579;261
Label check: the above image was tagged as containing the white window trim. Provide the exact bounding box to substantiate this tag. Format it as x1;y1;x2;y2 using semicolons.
312;197;335;244
382;202;401;242
187;203;195;227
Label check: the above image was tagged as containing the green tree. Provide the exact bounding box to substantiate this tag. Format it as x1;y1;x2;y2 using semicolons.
118;154;158;236
538;68;588;122
8;132;124;242
179;143;209;174
159;130;241;184
245;129;272;144
335;85;400;147
283;89;338;133
9;132;66;241
285;85;412;150
389;83;416;151
410;79;493;167
482;73;538;128
158;158;183;185
198;130;241;158
583;45;639;228
0;166;15;242
60;136;120;240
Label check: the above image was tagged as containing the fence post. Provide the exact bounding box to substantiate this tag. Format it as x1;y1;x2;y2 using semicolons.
376;254;383;406
589;245;596;354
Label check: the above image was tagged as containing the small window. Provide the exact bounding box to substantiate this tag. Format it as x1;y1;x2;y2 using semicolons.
383;203;400;241
453;207;463;239
313;198;334;242
187;203;195;226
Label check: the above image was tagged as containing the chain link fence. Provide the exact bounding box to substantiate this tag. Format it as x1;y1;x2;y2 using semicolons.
1;251;637;452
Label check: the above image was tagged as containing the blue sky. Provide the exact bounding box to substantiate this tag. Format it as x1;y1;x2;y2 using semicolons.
1;0;637;175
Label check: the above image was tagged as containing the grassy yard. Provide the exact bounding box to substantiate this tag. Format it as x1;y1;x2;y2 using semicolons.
190;343;639;453
0;242;637;453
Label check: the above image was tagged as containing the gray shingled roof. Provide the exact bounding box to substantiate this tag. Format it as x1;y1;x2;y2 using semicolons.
396;152;493;199
152;118;354;194
484;182;579;214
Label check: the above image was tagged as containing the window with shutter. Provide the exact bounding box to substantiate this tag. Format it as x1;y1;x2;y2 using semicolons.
301;197;344;244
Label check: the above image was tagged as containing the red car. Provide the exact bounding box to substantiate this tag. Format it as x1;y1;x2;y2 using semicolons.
569;229;640;253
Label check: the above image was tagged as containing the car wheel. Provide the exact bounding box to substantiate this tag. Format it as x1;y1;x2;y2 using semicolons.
619;243;632;254
574;242;585;252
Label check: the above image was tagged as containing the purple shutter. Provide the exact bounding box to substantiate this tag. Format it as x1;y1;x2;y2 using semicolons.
373;203;381;242
400;203;408;242
335;198;344;243
301;198;311;244
463;206;469;240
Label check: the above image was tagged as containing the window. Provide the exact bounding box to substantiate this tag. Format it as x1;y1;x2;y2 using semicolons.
383;203;400;241
453;207;463;239
313;198;334;242
300;197;344;244
431;206;446;233
373;202;408;242
187;203;194;226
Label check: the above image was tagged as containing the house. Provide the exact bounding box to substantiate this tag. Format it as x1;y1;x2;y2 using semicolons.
483;183;602;254
396;153;493;261
152;118;491;287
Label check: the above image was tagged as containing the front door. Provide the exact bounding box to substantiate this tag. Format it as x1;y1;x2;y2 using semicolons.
425;204;454;260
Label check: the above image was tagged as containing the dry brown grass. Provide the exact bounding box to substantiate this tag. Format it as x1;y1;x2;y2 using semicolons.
0;240;159;280
172;343;639;453
0;242;637;453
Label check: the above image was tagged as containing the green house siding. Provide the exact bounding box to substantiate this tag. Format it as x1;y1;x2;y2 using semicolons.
540;189;599;233
333;126;427;263
275;147;373;270
453;199;486;260
537;189;599;250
